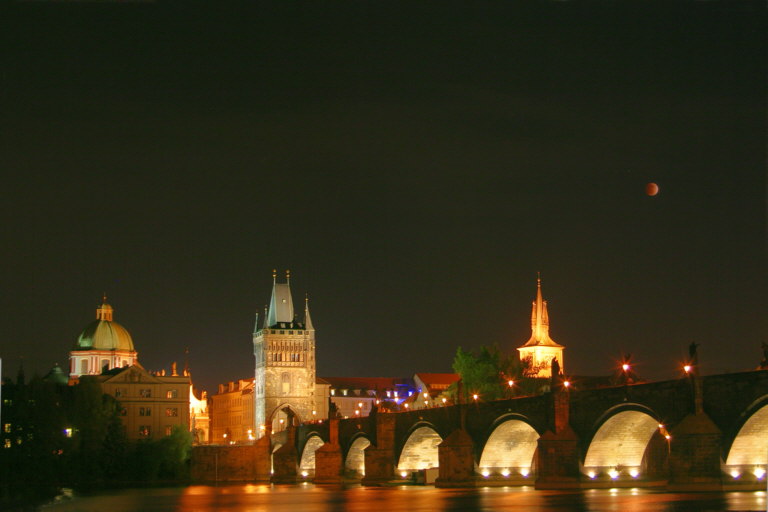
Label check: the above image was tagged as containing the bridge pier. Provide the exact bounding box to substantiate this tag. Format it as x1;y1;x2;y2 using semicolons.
313;419;343;484
435;428;477;487
271;422;299;484
668;412;723;491
254;433;273;482
362;413;396;486
535;390;581;489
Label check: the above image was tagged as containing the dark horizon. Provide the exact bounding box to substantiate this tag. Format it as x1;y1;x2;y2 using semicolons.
1;0;765;394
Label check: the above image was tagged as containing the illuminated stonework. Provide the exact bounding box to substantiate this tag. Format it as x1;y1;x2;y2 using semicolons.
69;298;137;378
253;271;320;437
517;277;565;378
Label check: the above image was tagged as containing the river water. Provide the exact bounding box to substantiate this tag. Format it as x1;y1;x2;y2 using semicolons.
41;484;766;512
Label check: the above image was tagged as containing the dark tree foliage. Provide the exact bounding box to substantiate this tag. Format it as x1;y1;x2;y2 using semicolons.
450;345;544;401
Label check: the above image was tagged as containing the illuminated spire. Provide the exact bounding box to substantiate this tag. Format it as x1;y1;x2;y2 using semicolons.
304;294;314;331
267;270;295;327
521;275;562;348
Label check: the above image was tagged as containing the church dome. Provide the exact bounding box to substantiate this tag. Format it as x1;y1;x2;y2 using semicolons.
73;300;135;352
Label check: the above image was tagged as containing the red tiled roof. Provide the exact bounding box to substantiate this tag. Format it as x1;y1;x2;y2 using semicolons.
415;373;460;386
321;376;413;390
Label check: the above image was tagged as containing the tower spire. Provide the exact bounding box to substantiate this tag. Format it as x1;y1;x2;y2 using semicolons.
518;274;564;378
266;270;294;327
304;293;314;331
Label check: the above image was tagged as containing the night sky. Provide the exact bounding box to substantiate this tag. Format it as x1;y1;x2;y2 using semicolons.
1;1;764;394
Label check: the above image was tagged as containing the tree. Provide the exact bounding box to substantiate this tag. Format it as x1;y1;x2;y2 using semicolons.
450;345;533;401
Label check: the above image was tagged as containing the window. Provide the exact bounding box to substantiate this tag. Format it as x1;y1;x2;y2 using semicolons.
165;408;178;417
139;407;151;416
138;426;151;438
80;360;89;374
140;389;152;398
166;389;178;399
280;330;284;335
165;426;173;436
297;330;303;335
281;373;290;394
289;330;294;335
3;424;10;433
3;439;9;449
115;389;123;398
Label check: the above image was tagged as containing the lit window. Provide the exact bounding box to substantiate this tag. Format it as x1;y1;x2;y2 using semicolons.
3;439;10;449
342;390;347;396
165;408;178;417
330;389;335;396
166;389;178;399
115;389;122;398
140;389;152;398
139;426;151;437
3;424;10;433
165;426;173;436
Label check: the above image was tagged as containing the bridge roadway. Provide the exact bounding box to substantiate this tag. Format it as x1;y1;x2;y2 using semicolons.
194;370;768;491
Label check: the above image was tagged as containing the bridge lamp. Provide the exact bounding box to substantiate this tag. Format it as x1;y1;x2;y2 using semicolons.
355;410;360;416
608;469;619;480
563;380;571;389
587;471;596;480
442;397;447;405
730;470;741;479
400;471;408;478
508;380;514;387
629;468;639;478
301;470;309;478
622;364;630;372
404;403;409;410
472;394;479;401
519;468;530;477
754;468;766;480
481;469;490;478
500;469;510;477
683;365;692;374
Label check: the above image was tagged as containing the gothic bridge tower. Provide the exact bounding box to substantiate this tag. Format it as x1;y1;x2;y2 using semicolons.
253;270;316;437
517;276;565;378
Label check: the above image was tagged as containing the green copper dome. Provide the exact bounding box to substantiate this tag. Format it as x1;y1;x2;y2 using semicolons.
74;301;135;352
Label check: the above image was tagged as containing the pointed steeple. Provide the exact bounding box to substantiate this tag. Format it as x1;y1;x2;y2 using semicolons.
266;269;295;327
522;275;562;348
253;312;260;334
304;294;314;331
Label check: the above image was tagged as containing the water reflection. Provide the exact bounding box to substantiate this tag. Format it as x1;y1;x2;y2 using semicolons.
42;485;766;512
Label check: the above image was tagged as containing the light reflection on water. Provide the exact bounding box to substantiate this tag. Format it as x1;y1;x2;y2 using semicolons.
42;484;766;512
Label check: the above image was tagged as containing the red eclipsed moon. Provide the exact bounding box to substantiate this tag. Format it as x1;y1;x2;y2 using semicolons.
646;182;659;196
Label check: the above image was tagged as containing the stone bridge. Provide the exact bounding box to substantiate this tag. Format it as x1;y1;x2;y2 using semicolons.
193;370;768;491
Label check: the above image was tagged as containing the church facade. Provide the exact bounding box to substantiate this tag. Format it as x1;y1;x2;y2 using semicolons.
253;271;322;437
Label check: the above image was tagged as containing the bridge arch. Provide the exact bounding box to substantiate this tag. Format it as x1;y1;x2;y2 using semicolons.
397;422;443;472
583;404;664;481
478;414;540;479
298;433;325;478
724;395;768;479
344;433;372;477
268;403;303;433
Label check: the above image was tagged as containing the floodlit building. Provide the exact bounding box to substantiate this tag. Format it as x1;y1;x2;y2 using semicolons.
91;364;190;440
253;271;325;436
68;298;207;441
69;297;137;378
210;378;255;444
322;377;415;417
517;276;565;378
